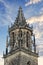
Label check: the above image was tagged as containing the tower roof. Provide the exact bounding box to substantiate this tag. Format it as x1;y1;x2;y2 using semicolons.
9;7;33;32
14;6;27;26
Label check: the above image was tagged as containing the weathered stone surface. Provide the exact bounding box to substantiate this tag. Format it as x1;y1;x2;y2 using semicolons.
4;51;38;65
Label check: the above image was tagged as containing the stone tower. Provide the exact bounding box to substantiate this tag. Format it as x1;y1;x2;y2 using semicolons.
3;7;38;65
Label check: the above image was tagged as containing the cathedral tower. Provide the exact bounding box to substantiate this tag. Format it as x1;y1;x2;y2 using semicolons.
3;7;38;65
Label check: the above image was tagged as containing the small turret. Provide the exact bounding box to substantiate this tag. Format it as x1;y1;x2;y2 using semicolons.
6;36;8;55
33;34;36;53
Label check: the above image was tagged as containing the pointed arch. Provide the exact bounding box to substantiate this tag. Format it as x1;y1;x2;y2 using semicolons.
27;61;31;65
26;31;29;47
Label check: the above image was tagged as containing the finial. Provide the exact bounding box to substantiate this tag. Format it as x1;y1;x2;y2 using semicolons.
6;36;8;48
19;6;22;10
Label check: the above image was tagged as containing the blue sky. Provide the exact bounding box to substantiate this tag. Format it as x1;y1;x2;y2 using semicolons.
0;0;43;65
0;0;43;56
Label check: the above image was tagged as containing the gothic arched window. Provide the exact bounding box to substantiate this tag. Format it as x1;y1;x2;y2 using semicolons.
18;29;23;47
12;32;15;47
20;30;22;37
27;61;31;65
21;39;23;46
12;32;14;43
26;31;29;47
18;29;22;38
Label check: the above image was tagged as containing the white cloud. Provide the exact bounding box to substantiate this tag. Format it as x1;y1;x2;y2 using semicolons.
38;56;43;65
0;0;16;26
26;15;43;24
25;0;42;6
26;15;43;56
0;0;10;9
0;55;4;65
26;15;43;40
40;8;43;14
0;0;3;1
34;29;41;39
37;44;43;51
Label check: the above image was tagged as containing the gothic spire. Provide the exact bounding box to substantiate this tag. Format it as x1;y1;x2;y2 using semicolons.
17;6;24;21
15;6;26;26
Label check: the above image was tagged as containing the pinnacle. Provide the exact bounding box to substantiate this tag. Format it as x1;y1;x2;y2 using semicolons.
15;6;26;24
